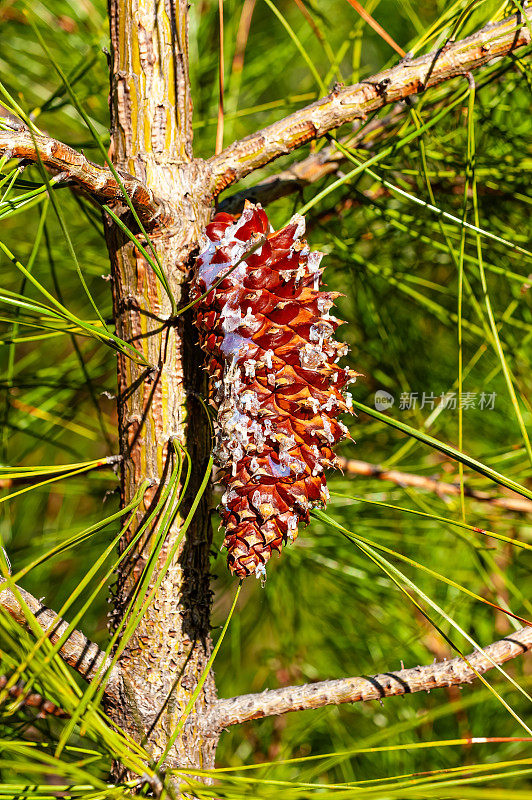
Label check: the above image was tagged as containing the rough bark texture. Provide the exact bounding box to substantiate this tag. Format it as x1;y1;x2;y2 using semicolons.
103;0;217;780
218;105;406;215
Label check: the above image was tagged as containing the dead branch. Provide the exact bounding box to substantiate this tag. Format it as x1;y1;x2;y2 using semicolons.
0;578;118;689
338;458;532;514
204;625;532;733
209;8;532;195
0;128;177;231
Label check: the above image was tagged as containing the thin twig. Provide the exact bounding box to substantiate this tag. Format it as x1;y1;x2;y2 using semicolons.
231;0;256;75
208;8;532;194
337;457;532;514
345;0;406;57
0;128;177;231
0;674;68;718
216;0;225;155
204;625;532;733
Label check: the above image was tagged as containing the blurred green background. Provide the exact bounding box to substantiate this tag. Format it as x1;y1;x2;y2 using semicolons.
0;0;531;794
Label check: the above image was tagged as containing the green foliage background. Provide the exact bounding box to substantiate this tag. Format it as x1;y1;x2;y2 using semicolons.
0;0;531;795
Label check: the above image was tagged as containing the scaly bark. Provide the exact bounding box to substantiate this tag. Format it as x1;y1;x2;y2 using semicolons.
103;0;216;781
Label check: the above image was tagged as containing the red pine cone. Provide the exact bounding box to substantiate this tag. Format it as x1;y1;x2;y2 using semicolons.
192;201;356;579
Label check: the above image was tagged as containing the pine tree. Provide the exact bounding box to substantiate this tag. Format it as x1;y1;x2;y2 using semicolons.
0;1;531;795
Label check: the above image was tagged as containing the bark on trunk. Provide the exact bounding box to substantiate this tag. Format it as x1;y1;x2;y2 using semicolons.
103;0;217;782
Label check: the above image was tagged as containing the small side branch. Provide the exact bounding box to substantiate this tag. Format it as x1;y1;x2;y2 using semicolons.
0;129;177;231
218;105;405;214
209;8;532;194
0;674;68;718
0;578;117;689
205;625;532;733
338;458;532;514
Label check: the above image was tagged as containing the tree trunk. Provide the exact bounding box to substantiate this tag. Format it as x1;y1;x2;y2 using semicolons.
103;0;217;781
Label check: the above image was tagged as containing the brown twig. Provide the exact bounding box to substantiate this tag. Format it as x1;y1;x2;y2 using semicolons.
0;578;118;689
215;0;225;155
208;8;532;195
338;458;532;514
204;625;532;733
0;128;177;231
0;675;68;718
345;0;406;57
231;0;256;75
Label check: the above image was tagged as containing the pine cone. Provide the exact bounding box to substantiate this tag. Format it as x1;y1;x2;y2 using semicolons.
192;201;356;579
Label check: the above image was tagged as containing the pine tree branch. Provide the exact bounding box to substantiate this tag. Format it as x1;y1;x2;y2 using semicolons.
0;128;178;231
337;458;532;514
217;104;405;214
208;8;532;195
204;626;532;733
0;578;118;688
0;674;68;718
